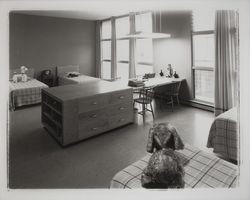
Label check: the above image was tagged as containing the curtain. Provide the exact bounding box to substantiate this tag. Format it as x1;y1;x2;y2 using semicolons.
95;21;102;78
129;13;136;78
214;10;239;116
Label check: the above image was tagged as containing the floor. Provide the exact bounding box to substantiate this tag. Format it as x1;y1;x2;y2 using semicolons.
8;100;215;188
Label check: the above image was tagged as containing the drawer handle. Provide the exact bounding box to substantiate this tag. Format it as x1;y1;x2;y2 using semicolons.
119;107;125;110
91;114;97;118
92;102;98;105
119;118;125;122
119;96;125;99
92;127;98;131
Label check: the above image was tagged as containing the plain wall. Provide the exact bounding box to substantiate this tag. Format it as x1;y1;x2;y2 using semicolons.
153;11;193;100
9;13;96;80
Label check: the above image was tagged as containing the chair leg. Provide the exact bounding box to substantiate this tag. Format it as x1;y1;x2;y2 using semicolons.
176;95;180;105
142;103;146;116
171;96;174;112
150;102;155;119
161;95;165;109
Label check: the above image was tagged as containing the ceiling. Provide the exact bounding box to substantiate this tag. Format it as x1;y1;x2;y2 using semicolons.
14;10;131;20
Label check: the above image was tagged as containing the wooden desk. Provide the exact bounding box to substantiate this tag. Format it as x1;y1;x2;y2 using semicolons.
141;77;182;88
120;77;183;91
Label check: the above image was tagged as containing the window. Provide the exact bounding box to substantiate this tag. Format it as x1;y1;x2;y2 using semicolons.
135;12;153;76
192;10;215;104
116;16;129;80
100;12;154;80
101;20;112;80
135;12;152;33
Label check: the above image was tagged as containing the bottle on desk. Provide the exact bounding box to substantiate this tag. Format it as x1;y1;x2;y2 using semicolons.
173;71;179;78
159;70;164;77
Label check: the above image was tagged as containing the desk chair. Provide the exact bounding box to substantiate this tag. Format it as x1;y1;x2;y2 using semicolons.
161;81;181;111
133;87;155;119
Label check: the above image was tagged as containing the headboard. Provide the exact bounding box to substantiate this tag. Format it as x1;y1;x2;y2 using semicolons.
56;65;80;77
9;68;35;80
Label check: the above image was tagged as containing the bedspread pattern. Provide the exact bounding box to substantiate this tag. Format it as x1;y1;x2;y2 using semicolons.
9;79;48;110
110;144;238;188
207;108;238;161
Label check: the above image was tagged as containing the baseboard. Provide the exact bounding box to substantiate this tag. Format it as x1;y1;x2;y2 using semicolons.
180;99;214;112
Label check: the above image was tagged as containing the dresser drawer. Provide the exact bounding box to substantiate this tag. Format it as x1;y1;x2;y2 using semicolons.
108;102;133;116
78;119;109;140
78;94;109;113
110;89;132;104
109;111;133;129
78;108;107;122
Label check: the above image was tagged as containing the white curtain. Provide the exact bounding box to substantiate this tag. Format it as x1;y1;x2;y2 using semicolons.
95;21;102;78
214;10;239;116
129;13;136;78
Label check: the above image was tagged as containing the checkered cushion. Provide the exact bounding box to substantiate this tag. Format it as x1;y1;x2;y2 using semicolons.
110;144;238;189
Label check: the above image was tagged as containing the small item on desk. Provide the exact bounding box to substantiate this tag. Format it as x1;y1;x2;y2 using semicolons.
173;71;179;78
143;73;155;79
128;79;145;87
167;64;174;78
159;70;164;77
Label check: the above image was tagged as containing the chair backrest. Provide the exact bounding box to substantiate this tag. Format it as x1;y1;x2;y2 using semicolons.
166;81;181;95
139;87;154;103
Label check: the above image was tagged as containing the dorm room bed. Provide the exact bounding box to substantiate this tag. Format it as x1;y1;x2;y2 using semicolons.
56;65;100;85
110;144;238;189
207;107;238;161
9;68;48;110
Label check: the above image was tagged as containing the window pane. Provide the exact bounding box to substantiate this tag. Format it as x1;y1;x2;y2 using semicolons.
136;39;153;63
135;12;152;33
192;10;215;31
195;70;214;103
101;41;111;60
117;63;129;80
116;16;129;38
101;20;111;39
135;64;153;76
117;40;129;61
102;61;111;80
193;34;214;67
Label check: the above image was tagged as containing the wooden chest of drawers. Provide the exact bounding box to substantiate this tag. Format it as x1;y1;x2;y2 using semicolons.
41;80;133;146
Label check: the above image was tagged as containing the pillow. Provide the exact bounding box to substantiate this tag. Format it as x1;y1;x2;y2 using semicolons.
65;71;80;78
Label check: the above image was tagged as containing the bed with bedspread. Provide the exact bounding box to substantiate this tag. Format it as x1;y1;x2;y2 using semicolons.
9;68;48;110
56;65;100;86
207;107;238;161
110;143;238;189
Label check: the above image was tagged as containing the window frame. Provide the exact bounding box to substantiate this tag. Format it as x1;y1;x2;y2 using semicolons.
191;30;215;104
100;20;112;80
